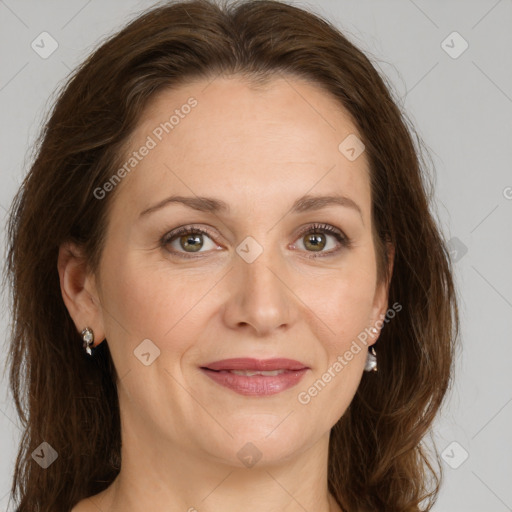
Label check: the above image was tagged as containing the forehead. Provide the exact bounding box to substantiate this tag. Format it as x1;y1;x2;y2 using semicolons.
114;75;371;217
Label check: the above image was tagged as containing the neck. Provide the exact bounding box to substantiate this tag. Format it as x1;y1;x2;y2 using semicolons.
93;409;342;512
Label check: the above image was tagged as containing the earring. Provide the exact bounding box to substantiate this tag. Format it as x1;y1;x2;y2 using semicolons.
364;346;377;372
81;327;94;356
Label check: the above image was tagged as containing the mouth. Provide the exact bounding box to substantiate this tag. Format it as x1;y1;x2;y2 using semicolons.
205;369;292;376
200;358;310;396
201;357;309;372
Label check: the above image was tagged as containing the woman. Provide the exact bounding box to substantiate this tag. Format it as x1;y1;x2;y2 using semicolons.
4;0;459;510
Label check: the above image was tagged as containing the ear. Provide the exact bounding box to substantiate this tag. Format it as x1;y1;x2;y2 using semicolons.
57;241;106;347
368;240;395;346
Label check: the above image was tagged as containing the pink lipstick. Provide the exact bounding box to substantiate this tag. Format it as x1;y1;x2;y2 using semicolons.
200;358;309;396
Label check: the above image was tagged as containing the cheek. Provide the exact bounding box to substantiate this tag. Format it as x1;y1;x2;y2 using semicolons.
99;250;216;357
305;255;377;346
97;209;197;331
295;271;375;425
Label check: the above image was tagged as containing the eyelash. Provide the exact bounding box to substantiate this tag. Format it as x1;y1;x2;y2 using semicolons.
160;223;352;260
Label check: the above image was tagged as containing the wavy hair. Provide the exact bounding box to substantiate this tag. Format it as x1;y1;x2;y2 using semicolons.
3;0;459;510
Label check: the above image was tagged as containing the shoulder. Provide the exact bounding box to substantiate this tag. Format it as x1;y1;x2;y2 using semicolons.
70;491;111;512
70;499;90;512
71;482;116;511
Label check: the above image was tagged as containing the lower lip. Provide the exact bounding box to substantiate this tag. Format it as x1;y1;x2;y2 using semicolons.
200;368;308;396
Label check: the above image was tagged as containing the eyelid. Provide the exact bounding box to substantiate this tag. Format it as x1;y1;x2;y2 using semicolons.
161;225;218;245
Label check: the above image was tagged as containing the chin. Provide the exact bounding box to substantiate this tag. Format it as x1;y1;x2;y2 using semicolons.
200;417;315;468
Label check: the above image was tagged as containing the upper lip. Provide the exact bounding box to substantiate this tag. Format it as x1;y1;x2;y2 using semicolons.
201;358;309;371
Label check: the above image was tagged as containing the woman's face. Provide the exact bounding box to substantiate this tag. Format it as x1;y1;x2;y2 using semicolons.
86;75;391;466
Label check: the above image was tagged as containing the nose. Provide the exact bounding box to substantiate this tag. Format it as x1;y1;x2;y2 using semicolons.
221;244;298;336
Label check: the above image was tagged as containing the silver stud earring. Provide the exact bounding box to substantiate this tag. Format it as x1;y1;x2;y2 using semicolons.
81;327;94;356
364;346;377;372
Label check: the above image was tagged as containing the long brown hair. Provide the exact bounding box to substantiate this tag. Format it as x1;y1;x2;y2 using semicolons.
3;0;459;510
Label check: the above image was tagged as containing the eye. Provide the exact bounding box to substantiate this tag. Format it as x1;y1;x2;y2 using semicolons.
292;223;351;258
161;226;220;258
161;223;352;260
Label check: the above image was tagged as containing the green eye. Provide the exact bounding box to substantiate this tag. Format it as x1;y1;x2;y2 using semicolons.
161;223;351;260
177;233;204;252
303;232;327;251
162;227;218;257
293;223;351;258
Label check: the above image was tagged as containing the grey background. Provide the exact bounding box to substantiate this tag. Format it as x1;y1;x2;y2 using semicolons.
1;0;511;510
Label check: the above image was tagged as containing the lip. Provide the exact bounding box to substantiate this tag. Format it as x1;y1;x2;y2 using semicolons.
200;358;310;396
202;358;308;371
200;368;309;396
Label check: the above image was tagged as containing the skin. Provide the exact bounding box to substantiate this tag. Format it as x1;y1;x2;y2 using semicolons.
60;74;393;512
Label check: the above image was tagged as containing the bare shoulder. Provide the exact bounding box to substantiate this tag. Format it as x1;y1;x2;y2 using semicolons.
71;489;113;512
70;498;92;512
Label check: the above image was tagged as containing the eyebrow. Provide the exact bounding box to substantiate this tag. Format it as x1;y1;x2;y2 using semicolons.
139;193;363;223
